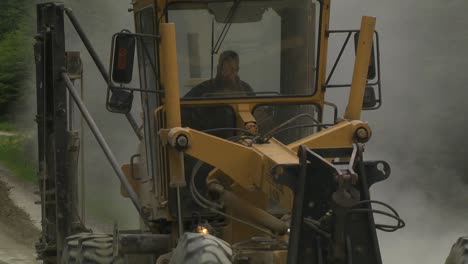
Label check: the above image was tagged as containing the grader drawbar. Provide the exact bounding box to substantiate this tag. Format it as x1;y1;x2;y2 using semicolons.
34;1;405;263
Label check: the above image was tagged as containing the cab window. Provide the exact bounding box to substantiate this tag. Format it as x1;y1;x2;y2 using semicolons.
168;0;319;99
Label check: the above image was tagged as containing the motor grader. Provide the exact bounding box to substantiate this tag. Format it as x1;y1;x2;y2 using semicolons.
34;0;407;263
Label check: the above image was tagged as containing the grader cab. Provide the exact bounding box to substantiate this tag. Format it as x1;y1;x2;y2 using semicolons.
34;0;405;263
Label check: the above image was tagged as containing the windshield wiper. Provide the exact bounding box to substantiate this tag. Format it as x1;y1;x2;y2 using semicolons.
212;0;242;55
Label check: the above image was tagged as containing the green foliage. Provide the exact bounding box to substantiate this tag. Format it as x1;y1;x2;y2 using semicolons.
0;119;16;132
0;134;36;183
0;0;30;40
0;0;34;115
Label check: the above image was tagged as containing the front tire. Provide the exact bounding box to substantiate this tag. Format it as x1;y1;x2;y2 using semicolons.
61;233;125;264
169;233;232;264
446;237;468;264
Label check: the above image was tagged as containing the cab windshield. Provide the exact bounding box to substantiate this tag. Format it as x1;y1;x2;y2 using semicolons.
168;0;319;99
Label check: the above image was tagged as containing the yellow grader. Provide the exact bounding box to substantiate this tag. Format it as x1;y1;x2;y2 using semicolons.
33;0;415;263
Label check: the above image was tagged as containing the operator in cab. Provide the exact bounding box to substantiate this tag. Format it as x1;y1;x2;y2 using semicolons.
184;50;254;98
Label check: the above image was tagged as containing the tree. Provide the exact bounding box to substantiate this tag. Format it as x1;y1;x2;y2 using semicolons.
0;0;33;115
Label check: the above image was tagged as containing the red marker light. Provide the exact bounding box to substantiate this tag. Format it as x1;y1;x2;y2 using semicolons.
117;48;127;70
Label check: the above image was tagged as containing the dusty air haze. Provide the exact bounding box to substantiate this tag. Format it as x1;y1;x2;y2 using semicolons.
329;1;468;263
26;0;468;263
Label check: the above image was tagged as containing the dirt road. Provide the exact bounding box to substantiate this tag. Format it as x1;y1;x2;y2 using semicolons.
0;165;41;263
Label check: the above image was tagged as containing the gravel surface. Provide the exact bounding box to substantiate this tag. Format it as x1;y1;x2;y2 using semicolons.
0;165;41;263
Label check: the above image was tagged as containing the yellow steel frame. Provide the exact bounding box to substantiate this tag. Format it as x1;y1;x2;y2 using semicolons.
160;23;186;187
158;12;375;211
345;16;376;120
130;0;377;241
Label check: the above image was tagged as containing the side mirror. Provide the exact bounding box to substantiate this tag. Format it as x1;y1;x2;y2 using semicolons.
362;86;377;108
111;32;136;84
354;32;376;80
108;89;134;114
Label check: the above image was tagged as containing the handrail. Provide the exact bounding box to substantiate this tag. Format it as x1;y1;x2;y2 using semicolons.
62;71;149;227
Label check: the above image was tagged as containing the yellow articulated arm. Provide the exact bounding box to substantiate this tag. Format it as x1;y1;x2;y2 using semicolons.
160;119;371;210
160;128;296;209
288;120;371;151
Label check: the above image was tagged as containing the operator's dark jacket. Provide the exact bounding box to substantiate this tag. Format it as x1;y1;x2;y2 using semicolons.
183;77;254;98
181;76;254;138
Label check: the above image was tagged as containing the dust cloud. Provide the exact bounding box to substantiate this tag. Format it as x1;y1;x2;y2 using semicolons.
328;0;468;263
25;0;468;262
60;0;141;230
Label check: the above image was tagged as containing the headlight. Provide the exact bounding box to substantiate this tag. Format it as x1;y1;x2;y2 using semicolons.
196;225;210;235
